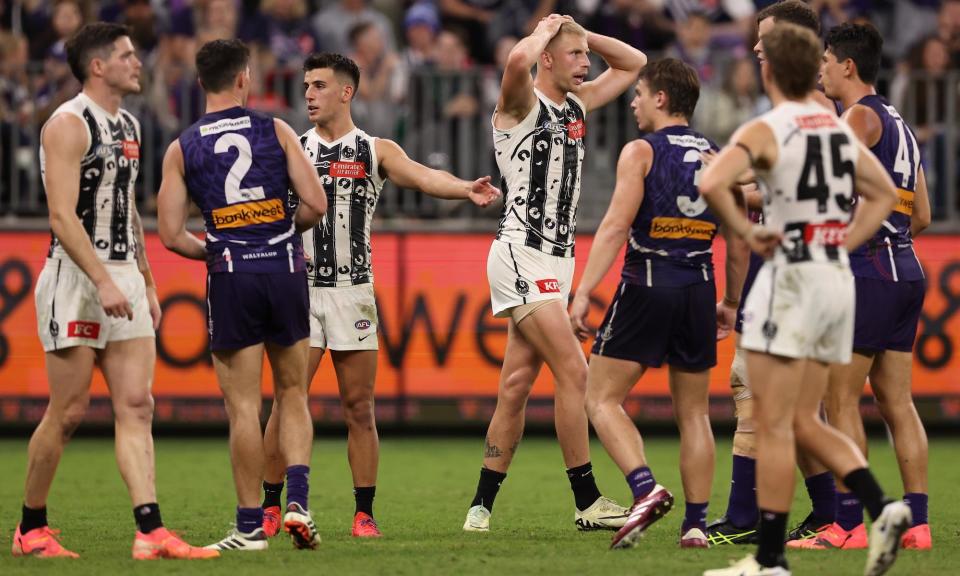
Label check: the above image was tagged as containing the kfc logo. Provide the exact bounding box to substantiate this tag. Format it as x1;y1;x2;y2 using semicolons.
804;222;847;246
67;321;101;339
536;279;560;294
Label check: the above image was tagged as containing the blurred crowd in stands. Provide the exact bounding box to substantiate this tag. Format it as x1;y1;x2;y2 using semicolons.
2;0;960;219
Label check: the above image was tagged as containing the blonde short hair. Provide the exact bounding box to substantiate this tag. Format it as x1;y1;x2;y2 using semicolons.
547;20;587;48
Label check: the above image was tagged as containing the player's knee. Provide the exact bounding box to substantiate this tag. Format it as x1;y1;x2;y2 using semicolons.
584;388;609;422
59;396;91;439
792;414;823;449
342;396;375;430
500;369;536;407
116;392;155;424
553;358;587;393
226;397;261;423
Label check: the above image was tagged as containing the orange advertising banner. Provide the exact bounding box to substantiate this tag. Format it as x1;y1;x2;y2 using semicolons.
0;232;958;424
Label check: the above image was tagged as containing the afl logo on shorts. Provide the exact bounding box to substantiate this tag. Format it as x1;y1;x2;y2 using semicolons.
515;278;530;296
355;320;371;330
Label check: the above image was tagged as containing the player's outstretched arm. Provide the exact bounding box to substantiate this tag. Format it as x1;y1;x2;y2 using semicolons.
376;139;501;206
43;113;132;320
569;140;649;341
498;14;570;121
912;166;931;236
274;118;326;228
700;121;781;258
845;141;897;252
157;140;206;261
577;31;646;113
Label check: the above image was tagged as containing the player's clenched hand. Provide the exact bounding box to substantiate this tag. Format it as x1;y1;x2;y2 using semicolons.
146;286;162;330
745;225;781;258
97;279;133;321
468;175;502;207
569;292;591;342
716;300;737;340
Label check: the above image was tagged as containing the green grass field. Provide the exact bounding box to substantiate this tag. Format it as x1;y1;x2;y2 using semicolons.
0;436;957;575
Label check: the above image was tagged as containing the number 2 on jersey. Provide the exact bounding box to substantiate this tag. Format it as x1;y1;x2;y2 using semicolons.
798;133;854;213
215;133;265;204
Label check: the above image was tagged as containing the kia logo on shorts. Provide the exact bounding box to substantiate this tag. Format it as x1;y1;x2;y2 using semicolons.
355;320;371;330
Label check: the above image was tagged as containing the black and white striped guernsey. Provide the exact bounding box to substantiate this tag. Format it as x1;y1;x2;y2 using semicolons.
40;92;140;263
297;127;383;287
493;89;586;258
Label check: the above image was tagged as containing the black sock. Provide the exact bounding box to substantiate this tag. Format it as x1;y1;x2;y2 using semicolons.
21;505;47;533
262;481;284;509
843;468;889;520
134;502;163;534
354;486;376;517
470;467;507;511
567;462;603;511
756;509;789;569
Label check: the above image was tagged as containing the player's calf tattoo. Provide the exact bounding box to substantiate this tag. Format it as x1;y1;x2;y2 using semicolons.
484;436;504;458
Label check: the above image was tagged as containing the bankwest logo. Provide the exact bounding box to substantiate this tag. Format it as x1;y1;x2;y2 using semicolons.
199;116;252;137
330;161;366;179
67;321;101;339
894;188;914;216
649;217;716;240
212;198;285;229
804;222;847;246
